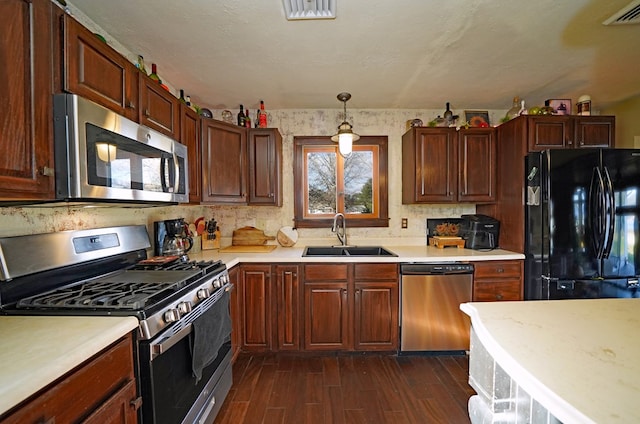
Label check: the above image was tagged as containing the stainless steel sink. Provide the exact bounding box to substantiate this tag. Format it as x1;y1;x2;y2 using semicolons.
302;246;397;257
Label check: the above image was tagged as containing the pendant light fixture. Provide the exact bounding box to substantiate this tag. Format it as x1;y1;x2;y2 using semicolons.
331;92;359;157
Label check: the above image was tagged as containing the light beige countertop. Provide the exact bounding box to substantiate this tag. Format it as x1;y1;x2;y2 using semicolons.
190;244;524;268
461;298;640;424
0;315;139;416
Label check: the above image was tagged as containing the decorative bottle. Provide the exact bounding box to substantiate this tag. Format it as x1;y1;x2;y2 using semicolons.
148;63;161;84
259;100;268;128
506;96;521;120
244;109;251;128
136;55;147;75
178;89;186;104
255;109;260;128
237;105;245;126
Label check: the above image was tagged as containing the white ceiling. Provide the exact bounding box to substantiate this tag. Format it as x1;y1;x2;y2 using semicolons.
67;0;640;112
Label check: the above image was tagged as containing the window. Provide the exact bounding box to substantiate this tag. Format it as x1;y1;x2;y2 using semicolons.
293;136;389;228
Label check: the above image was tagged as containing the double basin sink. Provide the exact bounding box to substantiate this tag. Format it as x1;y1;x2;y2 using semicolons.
302;246;397;257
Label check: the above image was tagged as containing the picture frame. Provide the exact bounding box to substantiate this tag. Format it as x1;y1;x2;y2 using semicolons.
464;110;490;127
545;99;571;115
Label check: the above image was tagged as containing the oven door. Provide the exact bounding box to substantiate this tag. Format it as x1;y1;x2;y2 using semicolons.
138;291;232;424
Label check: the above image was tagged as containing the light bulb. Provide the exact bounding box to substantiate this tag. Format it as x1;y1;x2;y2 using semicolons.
338;133;353;156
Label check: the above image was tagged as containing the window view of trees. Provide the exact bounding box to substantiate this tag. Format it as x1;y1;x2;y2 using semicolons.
294;136;389;228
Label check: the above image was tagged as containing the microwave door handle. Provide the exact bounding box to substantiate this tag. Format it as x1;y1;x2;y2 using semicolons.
160;156;170;193
171;151;180;193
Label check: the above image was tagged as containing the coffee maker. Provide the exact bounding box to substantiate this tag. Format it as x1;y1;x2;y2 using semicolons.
154;218;193;261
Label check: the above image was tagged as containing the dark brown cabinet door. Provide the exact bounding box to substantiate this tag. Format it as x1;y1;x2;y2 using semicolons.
354;282;398;350
303;263;349;350
82;379;140;424
304;282;349;350
528;116;572;150
275;265;300;350
402;128;457;203
201;119;247;203
574;116;615;147
64;14;139;122
139;76;179;138
353;263;399;351
248;128;283;205
458;128;496;202
0;0;55;200
240;265;272;350
180;104;201;203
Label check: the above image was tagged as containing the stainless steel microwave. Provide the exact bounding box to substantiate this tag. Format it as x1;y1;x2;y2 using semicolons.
52;94;188;205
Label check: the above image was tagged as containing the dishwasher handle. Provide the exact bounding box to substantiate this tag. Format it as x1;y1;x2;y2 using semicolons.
401;263;474;275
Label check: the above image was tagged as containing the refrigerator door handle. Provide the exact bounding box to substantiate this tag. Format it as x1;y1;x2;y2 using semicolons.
602;166;615;259
589;167;606;259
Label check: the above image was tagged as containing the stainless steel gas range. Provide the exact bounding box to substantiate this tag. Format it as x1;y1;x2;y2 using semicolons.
0;225;232;424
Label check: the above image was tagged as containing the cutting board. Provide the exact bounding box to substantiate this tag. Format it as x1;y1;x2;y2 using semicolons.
219;245;277;253
232;226;276;246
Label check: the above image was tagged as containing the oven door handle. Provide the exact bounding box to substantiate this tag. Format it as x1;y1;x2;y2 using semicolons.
150;322;192;361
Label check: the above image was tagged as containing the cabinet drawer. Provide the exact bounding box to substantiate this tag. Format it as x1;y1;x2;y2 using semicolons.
354;263;398;281
0;335;134;424
474;261;522;278
474;280;521;301
304;264;348;281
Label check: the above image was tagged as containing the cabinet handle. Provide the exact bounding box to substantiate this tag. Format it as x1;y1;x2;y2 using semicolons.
567;140;573;145
496;268;504;273
144;109;150;117
127;100;136;109
130;396;143;410
40;166;55;177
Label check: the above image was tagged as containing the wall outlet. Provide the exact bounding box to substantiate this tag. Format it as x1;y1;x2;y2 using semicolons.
401;218;408;229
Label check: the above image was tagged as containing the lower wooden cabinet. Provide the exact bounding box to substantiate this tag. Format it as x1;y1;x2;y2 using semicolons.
304;263;399;351
0;334;140;424
473;260;523;301
236;262;398;353
239;264;273;351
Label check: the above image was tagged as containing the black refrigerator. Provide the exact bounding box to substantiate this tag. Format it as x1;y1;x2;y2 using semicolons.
525;148;640;300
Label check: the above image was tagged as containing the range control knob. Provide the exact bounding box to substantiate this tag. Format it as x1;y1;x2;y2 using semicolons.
163;308;180;323
197;287;210;299
212;278;222;289
177;301;192;315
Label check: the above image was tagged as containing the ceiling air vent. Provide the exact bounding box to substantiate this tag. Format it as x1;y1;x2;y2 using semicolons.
283;0;336;20
603;0;640;25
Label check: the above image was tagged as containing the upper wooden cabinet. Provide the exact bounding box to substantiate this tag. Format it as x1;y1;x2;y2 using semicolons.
180;104;201;203
138;75;180;139
0;0;57;200
201;119;247;204
527;115;615;150
402;127;496;204
201;120;283;205
248;128;283;206
64;14;139;122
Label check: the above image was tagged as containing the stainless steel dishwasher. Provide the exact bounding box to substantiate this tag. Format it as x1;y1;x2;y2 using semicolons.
400;263;474;353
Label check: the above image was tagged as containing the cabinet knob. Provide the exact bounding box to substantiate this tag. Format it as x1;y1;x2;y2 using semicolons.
496;293;503;300
497;268;504;273
127;100;136;109
130;396;143;410
144;109;150;117
40;166;55;177
39;418;55;424
567;140;573;145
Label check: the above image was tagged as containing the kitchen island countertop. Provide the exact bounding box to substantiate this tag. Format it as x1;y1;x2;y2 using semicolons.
461;298;640;424
0;316;139;416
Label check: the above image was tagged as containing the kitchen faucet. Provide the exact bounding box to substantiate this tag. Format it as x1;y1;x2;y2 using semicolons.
332;213;347;246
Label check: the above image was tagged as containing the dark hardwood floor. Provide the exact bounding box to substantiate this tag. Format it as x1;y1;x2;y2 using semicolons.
214;352;475;424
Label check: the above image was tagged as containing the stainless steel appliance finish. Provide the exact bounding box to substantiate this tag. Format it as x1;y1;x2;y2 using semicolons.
51;93;188;205
400;263;473;352
525;149;640;300
0;226;232;424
